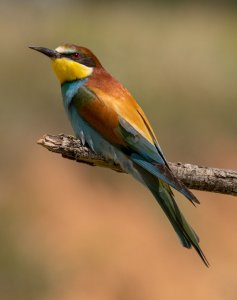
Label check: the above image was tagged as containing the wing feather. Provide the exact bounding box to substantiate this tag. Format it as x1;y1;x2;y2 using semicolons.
74;84;199;204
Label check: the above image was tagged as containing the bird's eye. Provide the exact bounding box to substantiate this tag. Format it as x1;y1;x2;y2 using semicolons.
72;52;80;59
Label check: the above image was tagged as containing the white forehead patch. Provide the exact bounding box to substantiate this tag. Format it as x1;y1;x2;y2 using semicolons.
55;45;76;54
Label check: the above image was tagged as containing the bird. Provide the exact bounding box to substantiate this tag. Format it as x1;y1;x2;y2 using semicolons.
29;44;208;266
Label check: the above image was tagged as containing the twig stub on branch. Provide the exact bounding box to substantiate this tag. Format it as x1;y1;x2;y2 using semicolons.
37;134;237;196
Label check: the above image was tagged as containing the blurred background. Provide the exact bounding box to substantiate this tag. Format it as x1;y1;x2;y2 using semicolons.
0;0;237;299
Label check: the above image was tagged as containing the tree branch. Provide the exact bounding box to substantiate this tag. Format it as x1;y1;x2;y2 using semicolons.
37;134;237;197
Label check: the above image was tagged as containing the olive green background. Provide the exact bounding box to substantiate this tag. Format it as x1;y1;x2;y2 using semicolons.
1;1;237;299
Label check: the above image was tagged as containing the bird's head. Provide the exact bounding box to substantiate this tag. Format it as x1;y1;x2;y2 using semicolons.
29;44;101;84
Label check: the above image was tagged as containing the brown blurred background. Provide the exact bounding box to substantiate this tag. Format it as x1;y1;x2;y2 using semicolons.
0;1;237;299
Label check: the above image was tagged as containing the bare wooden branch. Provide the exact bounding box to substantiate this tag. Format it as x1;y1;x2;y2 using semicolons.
37;134;237;197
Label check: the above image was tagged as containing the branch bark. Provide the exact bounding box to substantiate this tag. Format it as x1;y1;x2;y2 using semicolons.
37;134;237;197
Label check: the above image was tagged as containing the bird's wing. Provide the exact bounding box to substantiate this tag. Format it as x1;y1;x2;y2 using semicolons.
73;84;199;204
117;117;199;204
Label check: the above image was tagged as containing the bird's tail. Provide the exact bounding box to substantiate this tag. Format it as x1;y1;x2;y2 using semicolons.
136;166;209;266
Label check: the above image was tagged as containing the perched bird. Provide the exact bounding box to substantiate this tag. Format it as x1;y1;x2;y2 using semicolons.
30;44;208;266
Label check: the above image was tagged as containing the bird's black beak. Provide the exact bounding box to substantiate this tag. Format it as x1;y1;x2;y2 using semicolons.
29;46;60;58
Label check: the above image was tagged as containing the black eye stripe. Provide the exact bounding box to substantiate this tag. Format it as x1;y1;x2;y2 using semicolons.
61;52;77;58
61;52;96;67
79;57;96;67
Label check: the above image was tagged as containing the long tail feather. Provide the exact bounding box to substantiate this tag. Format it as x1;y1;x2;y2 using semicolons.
135;165;209;267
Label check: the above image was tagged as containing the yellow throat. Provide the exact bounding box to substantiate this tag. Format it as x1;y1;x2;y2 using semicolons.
51;58;93;83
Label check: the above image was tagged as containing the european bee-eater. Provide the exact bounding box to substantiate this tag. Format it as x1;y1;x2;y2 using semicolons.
30;44;208;266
